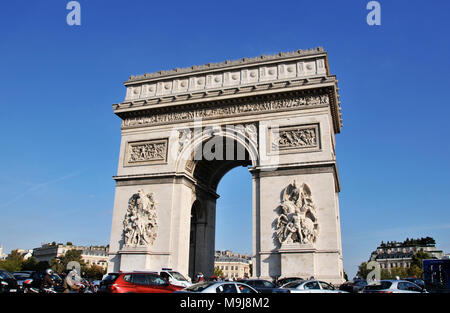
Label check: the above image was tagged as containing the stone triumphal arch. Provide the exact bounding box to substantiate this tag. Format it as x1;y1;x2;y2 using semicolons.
107;47;344;283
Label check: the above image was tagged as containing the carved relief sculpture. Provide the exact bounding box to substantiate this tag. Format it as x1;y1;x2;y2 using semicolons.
271;125;319;152
125;139;168;166
121;94;329;128
123;189;158;247
276;181;319;245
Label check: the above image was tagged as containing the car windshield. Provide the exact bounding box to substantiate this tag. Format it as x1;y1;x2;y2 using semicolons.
0;271;14;279
103;274;119;282
13;273;30;280
184;282;216;292
169;271;188;281
282;281;303;288
365;281;392;290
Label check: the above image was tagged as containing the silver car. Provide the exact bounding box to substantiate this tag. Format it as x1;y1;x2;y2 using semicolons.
176;281;259;293
363;280;426;293
279;280;347;293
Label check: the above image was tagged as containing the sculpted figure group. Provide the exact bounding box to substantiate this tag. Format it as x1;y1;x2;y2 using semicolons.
276;181;319;245
123;189;158;247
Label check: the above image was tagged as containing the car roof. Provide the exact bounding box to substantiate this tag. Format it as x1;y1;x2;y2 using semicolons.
108;271;159;275
279;276;303;279
369;280;419;285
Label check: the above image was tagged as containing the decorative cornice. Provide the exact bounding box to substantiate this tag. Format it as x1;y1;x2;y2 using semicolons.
114;47;343;133
126;47;326;83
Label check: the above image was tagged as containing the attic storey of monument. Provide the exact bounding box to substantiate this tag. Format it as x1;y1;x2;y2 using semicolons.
107;47;345;284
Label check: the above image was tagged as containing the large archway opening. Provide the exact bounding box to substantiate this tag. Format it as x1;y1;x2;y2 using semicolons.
187;134;254;279
214;166;252;279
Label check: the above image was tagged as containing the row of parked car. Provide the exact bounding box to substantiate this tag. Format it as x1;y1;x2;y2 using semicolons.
339;277;427;294
1;267;428;294
96;271;348;293
97;271;430;294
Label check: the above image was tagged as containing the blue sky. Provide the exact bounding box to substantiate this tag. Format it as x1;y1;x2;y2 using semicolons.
1;0;449;279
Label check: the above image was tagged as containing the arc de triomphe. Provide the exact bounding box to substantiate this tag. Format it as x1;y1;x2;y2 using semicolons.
107;47;344;284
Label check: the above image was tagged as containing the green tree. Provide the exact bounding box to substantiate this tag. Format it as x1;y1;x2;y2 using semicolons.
84;264;106;281
36;261;50;271
0;260;20;272
53;249;86;274
0;250;23;272
407;251;431;278
381;269;391;280
343;272;348;281
214;266;224;279
408;264;422;278
22;257;39;271
356;262;370;279
50;258;64;274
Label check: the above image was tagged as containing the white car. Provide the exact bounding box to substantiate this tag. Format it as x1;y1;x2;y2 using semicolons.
133;268;192;288
157;269;192;288
279;280;348;293
362;280;427;293
176;281;259;293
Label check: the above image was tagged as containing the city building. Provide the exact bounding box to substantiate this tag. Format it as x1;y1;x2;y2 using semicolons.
214;250;251;279
369;237;444;271
0;245;7;260
15;249;33;260
33;243;109;269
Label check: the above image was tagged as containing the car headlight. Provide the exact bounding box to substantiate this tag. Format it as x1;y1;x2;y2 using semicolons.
1;281;8;286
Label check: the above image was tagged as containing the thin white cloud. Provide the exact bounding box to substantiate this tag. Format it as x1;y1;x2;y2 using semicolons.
0;171;81;208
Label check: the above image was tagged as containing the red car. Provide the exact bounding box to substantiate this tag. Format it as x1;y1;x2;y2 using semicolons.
98;272;184;293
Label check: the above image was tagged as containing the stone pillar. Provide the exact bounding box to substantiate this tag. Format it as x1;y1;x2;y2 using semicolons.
252;163;344;284
107;177;194;277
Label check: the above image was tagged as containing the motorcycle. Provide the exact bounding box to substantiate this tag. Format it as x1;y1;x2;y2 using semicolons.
22;279;57;293
22;279;58;294
78;279;96;293
67;279;95;293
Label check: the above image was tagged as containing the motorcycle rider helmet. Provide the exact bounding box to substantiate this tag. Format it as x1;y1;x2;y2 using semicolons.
45;268;54;275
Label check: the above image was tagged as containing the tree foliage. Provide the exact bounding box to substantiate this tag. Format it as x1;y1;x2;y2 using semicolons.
380;237;436;248
21;257;38;271
0;248;106;281
84;264;106;280
356;262;370;279
214;266;224;279
358;250;433;280
0;249;24;272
